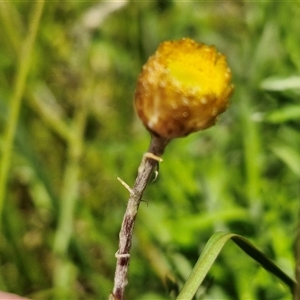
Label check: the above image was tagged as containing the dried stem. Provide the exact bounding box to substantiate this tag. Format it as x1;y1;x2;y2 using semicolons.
111;135;169;300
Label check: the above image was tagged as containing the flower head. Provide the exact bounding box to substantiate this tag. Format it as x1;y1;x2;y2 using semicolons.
134;38;234;139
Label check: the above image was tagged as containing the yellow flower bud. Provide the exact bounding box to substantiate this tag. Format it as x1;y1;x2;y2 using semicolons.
134;38;234;140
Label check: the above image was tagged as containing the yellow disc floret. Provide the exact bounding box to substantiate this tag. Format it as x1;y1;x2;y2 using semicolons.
134;38;234;139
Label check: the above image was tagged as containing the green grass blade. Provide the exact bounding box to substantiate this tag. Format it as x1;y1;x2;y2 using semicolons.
260;76;300;91
271;145;300;177
231;235;296;292
265;105;300;123
177;232;296;300
0;0;45;222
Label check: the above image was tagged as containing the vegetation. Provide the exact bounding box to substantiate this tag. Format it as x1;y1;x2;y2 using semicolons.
0;1;299;299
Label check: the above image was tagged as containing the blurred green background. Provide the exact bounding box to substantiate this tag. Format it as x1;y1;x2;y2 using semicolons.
0;1;300;299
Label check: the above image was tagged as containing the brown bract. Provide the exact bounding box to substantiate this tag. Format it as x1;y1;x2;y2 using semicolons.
134;38;234;139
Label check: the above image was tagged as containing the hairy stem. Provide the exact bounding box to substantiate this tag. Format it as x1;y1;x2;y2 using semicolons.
111;135;169;300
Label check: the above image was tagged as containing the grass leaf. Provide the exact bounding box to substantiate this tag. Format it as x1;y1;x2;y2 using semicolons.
177;232;296;300
261;76;300;91
265;105;300;123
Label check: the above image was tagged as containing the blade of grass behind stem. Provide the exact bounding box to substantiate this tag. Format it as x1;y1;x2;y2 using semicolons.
293;182;300;300
0;1;22;56
177;232;296;300
52;105;87;299
0;0;45;223
239;89;262;215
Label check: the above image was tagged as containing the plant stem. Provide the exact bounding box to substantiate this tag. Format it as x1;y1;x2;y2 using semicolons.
0;0;45;224
0;2;22;57
294;182;300;299
111;135;169;300
28;86;71;141
52;103;87;298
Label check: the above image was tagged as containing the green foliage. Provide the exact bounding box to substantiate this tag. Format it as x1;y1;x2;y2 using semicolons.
0;1;299;299
177;232;295;300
